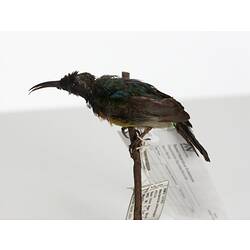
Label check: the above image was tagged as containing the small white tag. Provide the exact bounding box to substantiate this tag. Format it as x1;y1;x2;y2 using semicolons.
126;181;169;220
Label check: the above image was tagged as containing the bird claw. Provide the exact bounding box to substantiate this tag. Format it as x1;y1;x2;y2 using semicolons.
121;127;129;138
129;138;142;156
123;127;152;157
137;135;151;142
129;133;151;156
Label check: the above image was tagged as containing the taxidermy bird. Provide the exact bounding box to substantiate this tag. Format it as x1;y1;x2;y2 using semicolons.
29;71;210;162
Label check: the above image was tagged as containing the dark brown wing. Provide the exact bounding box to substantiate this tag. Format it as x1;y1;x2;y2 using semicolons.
129;96;190;123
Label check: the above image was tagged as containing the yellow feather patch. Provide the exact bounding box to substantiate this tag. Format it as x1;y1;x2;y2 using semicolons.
96;112;132;127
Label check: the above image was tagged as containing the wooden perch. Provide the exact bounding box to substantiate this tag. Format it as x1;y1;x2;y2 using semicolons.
122;71;142;220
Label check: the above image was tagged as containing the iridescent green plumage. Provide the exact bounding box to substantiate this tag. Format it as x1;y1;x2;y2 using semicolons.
29;71;210;161
81;74;190;127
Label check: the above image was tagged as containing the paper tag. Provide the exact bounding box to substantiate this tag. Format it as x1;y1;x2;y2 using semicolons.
120;128;226;219
126;181;169;220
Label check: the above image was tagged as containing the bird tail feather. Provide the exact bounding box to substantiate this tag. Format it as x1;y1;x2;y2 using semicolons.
175;122;210;162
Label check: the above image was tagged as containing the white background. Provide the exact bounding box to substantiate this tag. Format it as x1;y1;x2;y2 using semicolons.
0;32;250;220
1;32;250;112
1;0;250;248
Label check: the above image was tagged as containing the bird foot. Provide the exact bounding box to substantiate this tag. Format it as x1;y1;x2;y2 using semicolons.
129;128;152;156
122;127;152;139
139;127;152;138
129;137;142;156
123;127;152;157
121;127;129;138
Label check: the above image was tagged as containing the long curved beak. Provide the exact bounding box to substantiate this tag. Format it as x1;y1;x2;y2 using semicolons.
29;81;60;94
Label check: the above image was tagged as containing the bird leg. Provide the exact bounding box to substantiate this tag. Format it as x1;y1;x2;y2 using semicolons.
121;127;129;138
122;127;152;139
129;136;142;157
128;127;152;156
139;127;152;139
122;127;141;156
122;127;152;156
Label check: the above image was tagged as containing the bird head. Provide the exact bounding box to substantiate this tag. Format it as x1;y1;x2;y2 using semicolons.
29;71;95;98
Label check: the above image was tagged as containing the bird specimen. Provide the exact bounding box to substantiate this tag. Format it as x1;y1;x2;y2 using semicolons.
29;71;210;162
